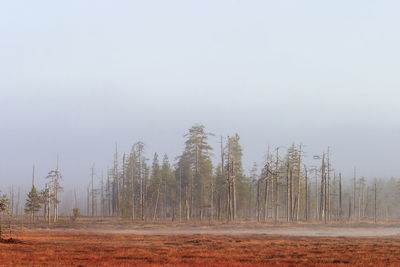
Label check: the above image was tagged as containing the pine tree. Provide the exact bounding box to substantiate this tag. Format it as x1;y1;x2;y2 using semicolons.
25;186;41;222
179;124;214;220
0;195;8;214
0;194;9;239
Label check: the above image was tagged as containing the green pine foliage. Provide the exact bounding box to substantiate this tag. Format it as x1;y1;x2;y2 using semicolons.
25;185;41;221
0;194;8;213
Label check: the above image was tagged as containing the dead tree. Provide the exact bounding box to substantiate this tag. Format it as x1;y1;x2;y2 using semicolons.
31;165;35;219
273;148;280;224
130;151;136;221
327;147;330;222
304;165;308;221
289;167;293;221
374;180;377;224
296;145;302;221
226;144;232;222
353;167;356;220
91;165;95;217
264;177;270;222
256;178;260;222
225;137;238;222
210;172;214;221
113;144;120;216
101;173;105;217
45;158;62;223
339;173;342;218
315;168;318;221
219;136;224;222
264;175;269;222
333;172;336;220
319;153;326;223
358;177;365;220
136;142;146;221
46;183;51;224
54;158;60;223
87;184;90;216
348;196;352;220
179;167;182;221
263;147;271;222
286;161;290;222
107;168;112;216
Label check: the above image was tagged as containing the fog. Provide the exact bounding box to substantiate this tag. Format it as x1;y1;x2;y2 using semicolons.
85;227;400;237
1;1;400;190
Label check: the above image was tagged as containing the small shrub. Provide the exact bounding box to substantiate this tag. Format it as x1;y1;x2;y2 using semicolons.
72;208;80;221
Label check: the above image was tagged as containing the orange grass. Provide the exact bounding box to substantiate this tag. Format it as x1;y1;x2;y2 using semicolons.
0;230;400;266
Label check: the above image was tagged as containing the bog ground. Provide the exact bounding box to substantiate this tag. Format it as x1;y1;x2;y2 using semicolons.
2;220;400;266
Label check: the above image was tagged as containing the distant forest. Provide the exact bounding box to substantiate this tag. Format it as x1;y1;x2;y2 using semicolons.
4;124;400;224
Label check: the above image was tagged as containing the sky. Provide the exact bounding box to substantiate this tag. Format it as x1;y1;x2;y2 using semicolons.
1;1;400;191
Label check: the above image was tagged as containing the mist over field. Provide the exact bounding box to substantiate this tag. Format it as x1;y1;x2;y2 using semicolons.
1;1;400;193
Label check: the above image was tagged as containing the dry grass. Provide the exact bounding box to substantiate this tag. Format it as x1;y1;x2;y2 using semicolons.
0;228;400;266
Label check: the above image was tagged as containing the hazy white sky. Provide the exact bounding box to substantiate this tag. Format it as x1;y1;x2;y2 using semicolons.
1;1;400;189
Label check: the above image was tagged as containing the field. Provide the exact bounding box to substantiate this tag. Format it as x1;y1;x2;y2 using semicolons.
1;220;400;266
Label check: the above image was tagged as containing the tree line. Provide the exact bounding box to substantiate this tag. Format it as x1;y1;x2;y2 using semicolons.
2;124;399;224
76;124;391;223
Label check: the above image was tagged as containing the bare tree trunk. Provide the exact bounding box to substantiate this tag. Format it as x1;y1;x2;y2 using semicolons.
327;147;330;222
266;178;270;221
264;176;269;222
315;169;318;221
179;168;182;222
47;183;51;224
138;145;144;221
358;179;362;221
219;136;224;222
256;179;260;222
74;188;77;209
10;187;14;217
271;171;274;222
114;144;120;217
91;165;95;217
274;148;279;224
185;185;189;221
54;157;59;223
374;181;377;224
339;173;342;218
87;185;90;216
348;196;352;221
286;163;290;222
227;176;231;222
296;145;302;221
304;166;308;221
101;174;104;217
324;170;327;224
232;172;237;221
364;186;368;219
131;164;135;221
210;175;214;221
320;153;325;222
17;187;20;217
290;167;293;221
353;167;356;220
333;172;336;220
153;182;161;221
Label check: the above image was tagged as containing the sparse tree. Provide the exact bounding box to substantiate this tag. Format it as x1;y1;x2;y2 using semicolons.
25;186;41;222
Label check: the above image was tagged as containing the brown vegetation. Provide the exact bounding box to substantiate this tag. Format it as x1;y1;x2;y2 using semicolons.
1;227;400;266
